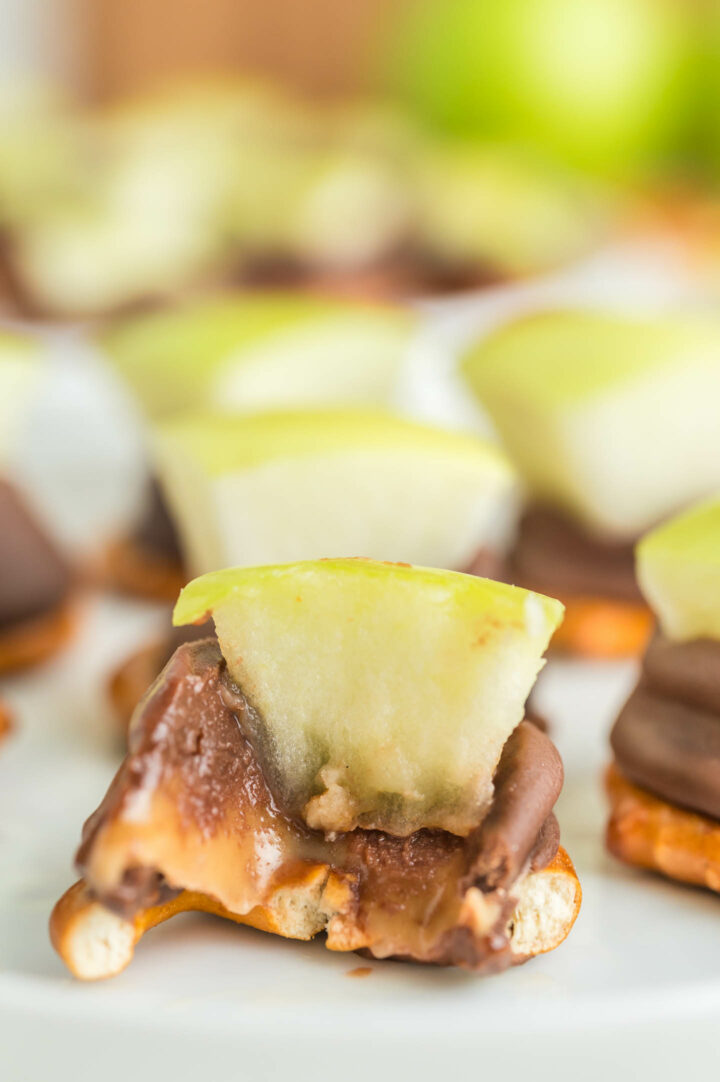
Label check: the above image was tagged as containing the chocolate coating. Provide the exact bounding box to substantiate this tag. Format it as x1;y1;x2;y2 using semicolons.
81;639;563;970
508;505;641;603
611;686;720;821
0;480;71;629
643;633;720;717
464;721;563;892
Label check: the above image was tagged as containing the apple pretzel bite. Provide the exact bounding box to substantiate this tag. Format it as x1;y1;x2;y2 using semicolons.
606;499;720;891
54;560;579;978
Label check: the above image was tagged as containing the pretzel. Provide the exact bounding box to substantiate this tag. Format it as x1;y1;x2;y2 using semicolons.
0;700;12;744
50;848;580;981
551;597;653;660
606;764;720;893
97;537;185;603
108;640;167;736
0;600;76;674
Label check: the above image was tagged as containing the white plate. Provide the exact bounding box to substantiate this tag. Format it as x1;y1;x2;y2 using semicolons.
2;257;718;1081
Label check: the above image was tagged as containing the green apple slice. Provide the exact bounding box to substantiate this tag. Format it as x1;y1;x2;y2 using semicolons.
462;310;720;537
99;294;415;419
153;408;515;576
284;149;411;270
0;329;38;463
12;115;230;318
413;142;609;275
174;558;563;836
637;497;720;642
13;202;220;318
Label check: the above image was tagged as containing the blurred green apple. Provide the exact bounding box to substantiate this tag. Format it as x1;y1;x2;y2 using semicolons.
385;0;695;177
153;407;515;575
100;293;416;419
461;310;720;537
637;497;720;642
175;557;562;835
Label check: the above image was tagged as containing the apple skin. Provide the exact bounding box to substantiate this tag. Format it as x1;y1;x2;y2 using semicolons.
637;497;720;643
384;0;696;178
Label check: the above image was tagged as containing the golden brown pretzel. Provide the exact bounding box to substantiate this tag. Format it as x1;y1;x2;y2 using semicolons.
97;537;186;603
0;600;76;674
552;597;653;660
606;764;720;893
50;849;581;981
108;640;167;737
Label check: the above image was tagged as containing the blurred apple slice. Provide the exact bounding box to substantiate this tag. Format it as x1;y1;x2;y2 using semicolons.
174;558;563;836
637;497;720;642
99;294;416;419
153;408;514;576
413;142;610;276
462;310;720;538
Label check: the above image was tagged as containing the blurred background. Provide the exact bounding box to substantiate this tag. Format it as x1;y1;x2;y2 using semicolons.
4;0;720;541
3;0;720;317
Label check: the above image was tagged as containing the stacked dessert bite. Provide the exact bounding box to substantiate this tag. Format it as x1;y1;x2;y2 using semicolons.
51;559;580;979
109;408;517;726
0;330;75;687
607;498;720;892
96;292;417;599
0;79;611;318
462;310;720;657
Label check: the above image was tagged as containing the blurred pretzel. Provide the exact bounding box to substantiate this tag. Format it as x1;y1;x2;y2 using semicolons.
606;764;720;893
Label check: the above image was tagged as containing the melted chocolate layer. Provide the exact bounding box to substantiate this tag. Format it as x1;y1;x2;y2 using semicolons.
643;633;720;717
611;686;720;820
80;639;562;968
0;480;71;629
508;505;641;603
237;246;504;299
464;720;563;892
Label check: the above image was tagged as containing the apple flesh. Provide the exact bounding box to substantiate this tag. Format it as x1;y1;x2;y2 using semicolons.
153;408;515;576
283;149;412;271
99;294;415;419
11;109;232;318
174;558;563;836
461;311;720;538
413;142;609;275
8;79;312;317
637;498;720;642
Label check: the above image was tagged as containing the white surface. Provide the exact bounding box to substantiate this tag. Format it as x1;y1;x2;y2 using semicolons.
2;252;719;1080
